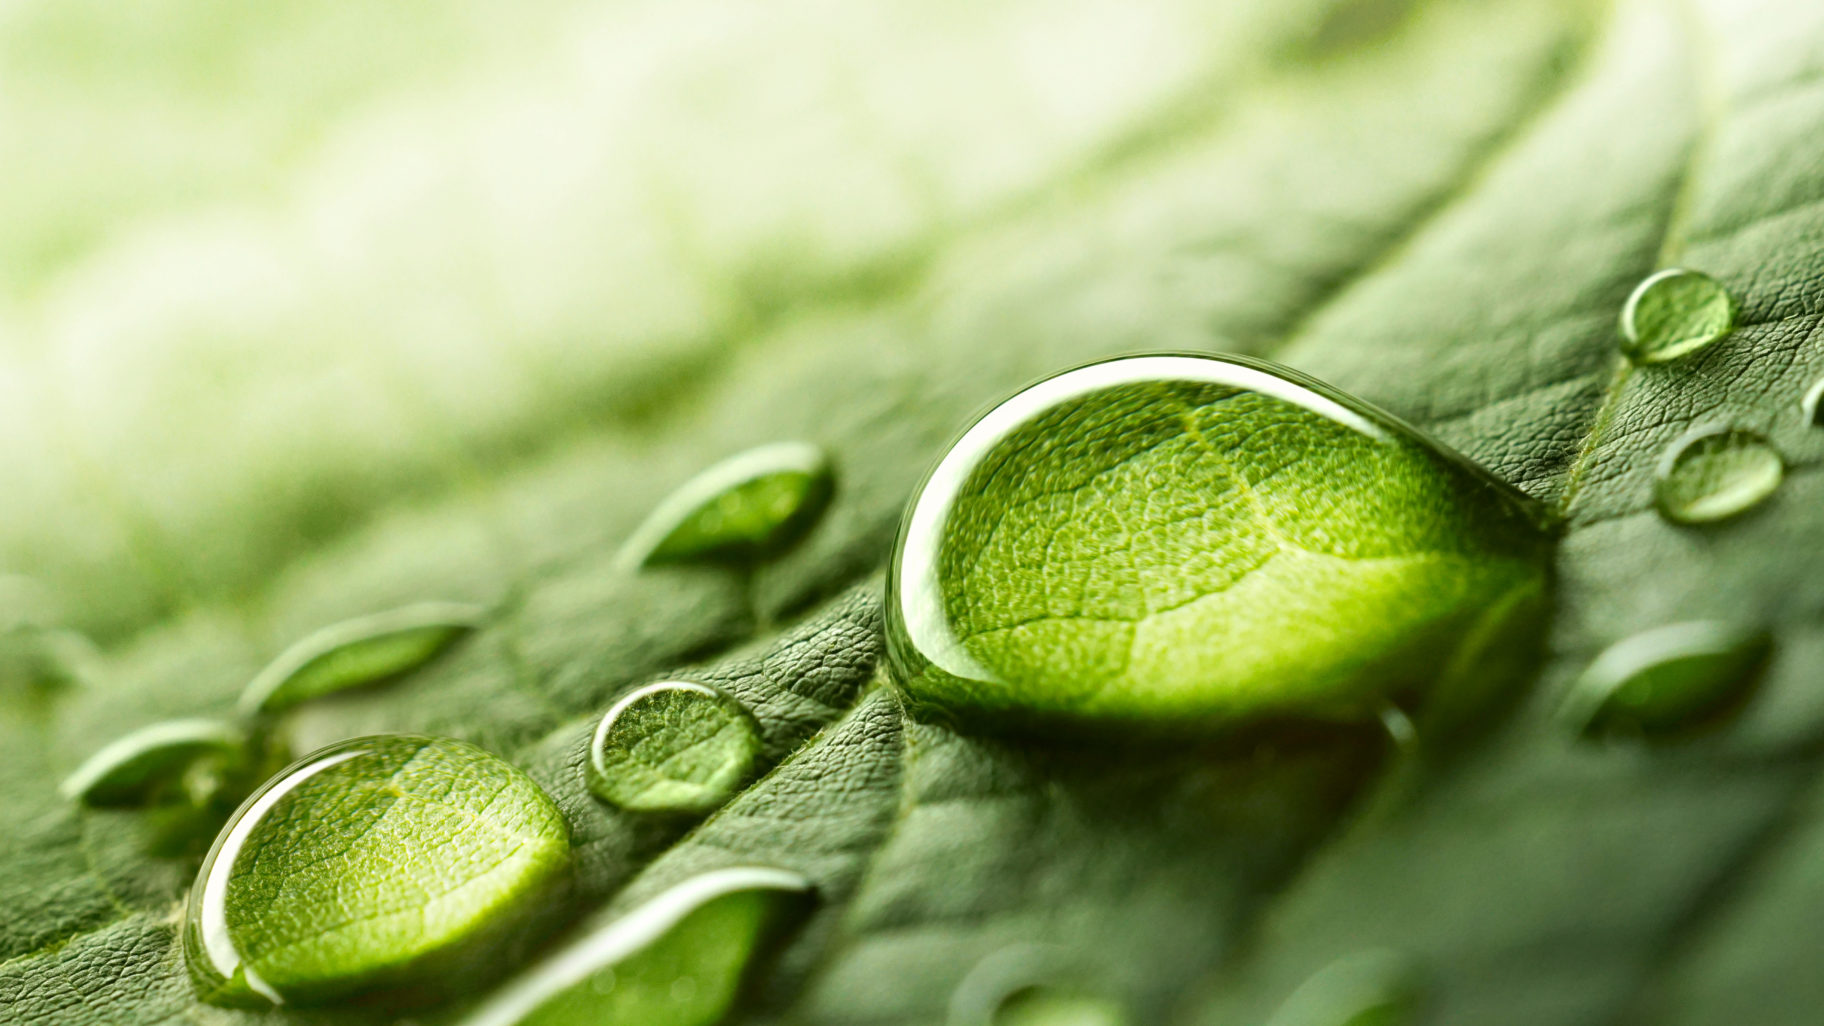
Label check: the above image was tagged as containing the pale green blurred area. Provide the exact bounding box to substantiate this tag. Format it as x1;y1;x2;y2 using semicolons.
0;0;1355;639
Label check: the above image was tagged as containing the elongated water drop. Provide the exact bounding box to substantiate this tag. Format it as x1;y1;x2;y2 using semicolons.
993;989;1130;1026
1266;951;1424;1026
619;442;834;568
887;353;1551;732
587;681;762;815
61;719;248;808
1654;426;1782;525
1558;622;1771;739
457;866;811;1026
1802;379;1824;426
184;734;569;1008
1619;268;1735;364
239;601;485;716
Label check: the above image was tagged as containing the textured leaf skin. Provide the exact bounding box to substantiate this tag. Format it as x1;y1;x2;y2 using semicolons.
5;0;1824;1024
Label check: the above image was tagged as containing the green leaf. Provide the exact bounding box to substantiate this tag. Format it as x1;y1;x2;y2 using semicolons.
7;0;1824;1023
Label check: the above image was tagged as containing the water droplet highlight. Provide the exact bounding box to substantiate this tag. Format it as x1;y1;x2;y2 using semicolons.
1266;950;1424;1026
1802;379;1824;426
586;681;762;815
1558;622;1771;739
1654;426;1782;524
61;719;248;808
887;353;1551;732
456;866;811;1026
1619;268;1735;364
619;442;834;568
238;601;486;716
184;734;570;1008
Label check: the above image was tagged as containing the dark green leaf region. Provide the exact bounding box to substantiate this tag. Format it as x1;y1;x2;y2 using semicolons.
183;734;570;1008
456;866;810;1026
619;442;834;568
887;354;1551;732
586;680;763;815
238;601;486;715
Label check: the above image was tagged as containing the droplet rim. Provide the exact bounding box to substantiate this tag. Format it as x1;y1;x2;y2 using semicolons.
60;718;247;807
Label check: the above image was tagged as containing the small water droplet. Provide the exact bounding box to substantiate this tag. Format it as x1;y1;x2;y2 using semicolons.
1654;426;1782;524
993;989;1131;1026
620;442;834;569
1267;950;1424;1026
61;719;248;808
1619;268;1736;364
887;353;1550;732
587;681;762;815
184;734;570;1008
456;866;811;1026
1802;379;1824;426
1558;622;1771;739
239;602;486;716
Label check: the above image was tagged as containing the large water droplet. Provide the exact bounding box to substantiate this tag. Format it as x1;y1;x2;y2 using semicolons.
619;442;834;569
1558;622;1771;739
1266;951;1424;1026
587;681;762;815
1619;268;1735;364
456;866;811;1026
239;602;485;716
1654;426;1782;525
61;719;248;808
184;734;570;1008
887;353;1551;732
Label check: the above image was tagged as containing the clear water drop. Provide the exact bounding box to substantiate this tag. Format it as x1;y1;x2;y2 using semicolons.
239;601;486;716
1558;621;1771;739
184;734;570;1008
1619;268;1736;364
1266;950;1424;1026
887;353;1551;732
61;719;248;808
619;442;834;569
456;866;811;1026
1654;426;1782;524
587;681;762;815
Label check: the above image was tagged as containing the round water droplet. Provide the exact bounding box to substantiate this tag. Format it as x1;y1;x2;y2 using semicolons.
61;719;249;808
1802;379;1824;426
1267;950;1424;1026
239;602;486;716
456;866;811;1026
1558;622;1771;739
887;353;1551;732
993;989;1130;1026
184;734;570;1008
620;442;834;569
1619;268;1736;364
587;681;762;815
1654;426;1782;524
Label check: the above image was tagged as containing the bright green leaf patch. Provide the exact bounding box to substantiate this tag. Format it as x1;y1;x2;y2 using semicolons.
238;602;486;716
183;734;570;1008
888;354;1551;731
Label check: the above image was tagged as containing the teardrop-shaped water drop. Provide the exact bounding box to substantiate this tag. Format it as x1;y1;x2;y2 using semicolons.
587;681;762;815
1558;622;1771;739
239;602;486;716
61;719;248;808
619;442;834;569
1654;426;1782;525
1266;950;1425;1026
184;734;570;1008
1619;268;1735;364
456;866;811;1026
886;353;1552;732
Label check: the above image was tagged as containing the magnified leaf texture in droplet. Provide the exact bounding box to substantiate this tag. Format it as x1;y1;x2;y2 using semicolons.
457;867;811;1026
888;353;1551;731
60;719;247;808
586;681;762;815
238;601;486;715
1654;427;1783;525
183;734;570;1008
620;442;834;568
1618;268;1736;364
